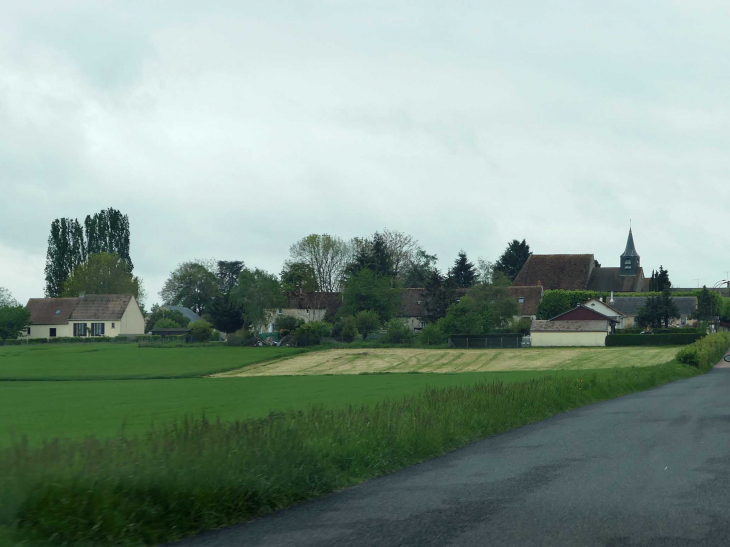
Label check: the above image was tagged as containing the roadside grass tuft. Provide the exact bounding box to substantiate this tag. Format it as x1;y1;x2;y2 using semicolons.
1;357;711;546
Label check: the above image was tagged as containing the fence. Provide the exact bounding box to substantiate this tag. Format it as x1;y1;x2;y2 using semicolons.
448;334;524;349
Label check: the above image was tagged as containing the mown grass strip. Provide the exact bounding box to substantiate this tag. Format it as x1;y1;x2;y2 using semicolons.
2;343;724;547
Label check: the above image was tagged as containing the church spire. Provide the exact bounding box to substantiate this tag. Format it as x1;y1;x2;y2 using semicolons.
623;228;638;257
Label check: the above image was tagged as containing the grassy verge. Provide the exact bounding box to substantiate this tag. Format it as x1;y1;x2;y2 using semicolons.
1;357;713;546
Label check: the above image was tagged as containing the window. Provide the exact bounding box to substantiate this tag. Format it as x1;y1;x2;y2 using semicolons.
27;327;31;335
49;328;56;338
518;297;525;304
277;308;283;315
73;323;87;337
624;259;631;265
90;323;105;336
624;265;631;270
54;309;61;315
111;323;115;329
417;300;423;305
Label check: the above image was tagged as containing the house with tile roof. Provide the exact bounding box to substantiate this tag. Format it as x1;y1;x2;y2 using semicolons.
24;294;145;339
512;229;647;293
610;296;698;328
531;319;612;346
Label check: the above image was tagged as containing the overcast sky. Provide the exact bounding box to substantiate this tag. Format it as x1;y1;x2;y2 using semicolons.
2;1;730;306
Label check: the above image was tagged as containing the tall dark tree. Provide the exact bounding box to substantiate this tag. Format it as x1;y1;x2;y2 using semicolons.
280;261;318;293
402;250;438;288
422;270;459;321
695;286;715;321
494;239;531;281
347;233;395;279
160;261;220;316
84;208;133;272
655;266;671;291
209;260;246;333
450;251;478;288
659;286;680;327
44;218;86;297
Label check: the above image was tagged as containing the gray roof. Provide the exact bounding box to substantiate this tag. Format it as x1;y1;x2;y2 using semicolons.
531;320;611;332
610;296;697;316
622;228;639;258
27;295;134;324
161;305;202;323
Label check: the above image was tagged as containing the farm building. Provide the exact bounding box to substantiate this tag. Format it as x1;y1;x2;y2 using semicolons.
159;305;202;324
506;285;543;320
549;303;619;333
531;319;612;347
24;294;145;339
263;292;342;333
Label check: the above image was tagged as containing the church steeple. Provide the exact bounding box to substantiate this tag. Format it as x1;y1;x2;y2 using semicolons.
620;227;640;276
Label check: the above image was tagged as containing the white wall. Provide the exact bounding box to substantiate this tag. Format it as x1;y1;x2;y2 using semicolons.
120;297;145;335
531;331;608;347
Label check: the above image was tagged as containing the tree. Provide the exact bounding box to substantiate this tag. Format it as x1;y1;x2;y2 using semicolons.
382;318;414;344
289;234;352;292
231;268;286;330
659;286;680;328
438;285;518;335
280;261;318;293
160;261;220;316
44;218;86;297
0;305;31;341
422;270;459;321
402;249;438;288
60;253;146;305
494;239;531;281
341;268;400;321
648;266;671;292
695;286;715;321
380;229;419;281
84;208;133;272
145;305;191;333
189;320;213;342
355;310;380;340
209;260;246;333
449;251;478;288
476;258;511;287
44;208;133;297
636;288;680;329
0;288;18;308
273;315;305;337
153;318;183;329
340;316;359;342
347;232;395;279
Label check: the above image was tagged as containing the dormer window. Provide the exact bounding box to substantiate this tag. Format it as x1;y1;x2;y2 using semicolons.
55;309;62;315
518;297;525;304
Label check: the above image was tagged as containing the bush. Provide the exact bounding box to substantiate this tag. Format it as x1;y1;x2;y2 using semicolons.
136;335;162;343
189;320;213;342
606;333;704;346
273;316;305;338
355;310;380;340
210;329;221;342
226;329;257;347
677;332;730;368
618;328;698;335
382;318;415;344
419;323;445;346
294;321;332;346
154;318;182;329
340;317;358;342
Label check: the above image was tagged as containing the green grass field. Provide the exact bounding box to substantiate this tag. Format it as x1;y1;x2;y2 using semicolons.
0;343;680;447
0;344;303;380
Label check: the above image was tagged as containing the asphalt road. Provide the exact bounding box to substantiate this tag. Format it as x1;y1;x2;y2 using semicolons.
175;362;730;547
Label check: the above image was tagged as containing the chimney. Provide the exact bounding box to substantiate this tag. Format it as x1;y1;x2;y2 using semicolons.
600;297;603;303
610;291;614;305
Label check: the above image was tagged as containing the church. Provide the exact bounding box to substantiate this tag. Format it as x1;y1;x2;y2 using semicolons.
511;229;646;292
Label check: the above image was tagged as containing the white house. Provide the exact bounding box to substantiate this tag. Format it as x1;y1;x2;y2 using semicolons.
24;294;145;339
582;298;625;327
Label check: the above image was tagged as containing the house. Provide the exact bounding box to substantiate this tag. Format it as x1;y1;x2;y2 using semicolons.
399;288;428;331
511;229;646;293
548;303;619;333
506;285;543;320
159;305;202;324
263;292;342;333
531;320;611;347
610;296;698;328
582;298;625;327
24;294;145;339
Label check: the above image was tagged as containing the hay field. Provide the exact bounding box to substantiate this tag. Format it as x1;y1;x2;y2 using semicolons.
217;346;681;377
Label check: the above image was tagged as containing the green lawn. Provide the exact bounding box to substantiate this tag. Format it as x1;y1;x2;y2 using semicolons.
0;369;615;446
0;344;303;380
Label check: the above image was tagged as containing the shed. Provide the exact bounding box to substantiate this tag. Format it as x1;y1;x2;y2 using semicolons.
531;320;611;347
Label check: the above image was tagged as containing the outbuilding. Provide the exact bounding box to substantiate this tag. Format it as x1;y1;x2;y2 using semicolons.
531;319;611;347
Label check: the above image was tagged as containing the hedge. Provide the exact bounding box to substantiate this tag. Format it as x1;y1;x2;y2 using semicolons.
606;333;704;346
677;332;730;367
618;328;699;335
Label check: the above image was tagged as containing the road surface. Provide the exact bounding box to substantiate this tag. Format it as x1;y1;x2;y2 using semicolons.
175;362;730;546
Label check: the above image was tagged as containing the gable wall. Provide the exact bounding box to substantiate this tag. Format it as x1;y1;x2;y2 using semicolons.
120;297;145;335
